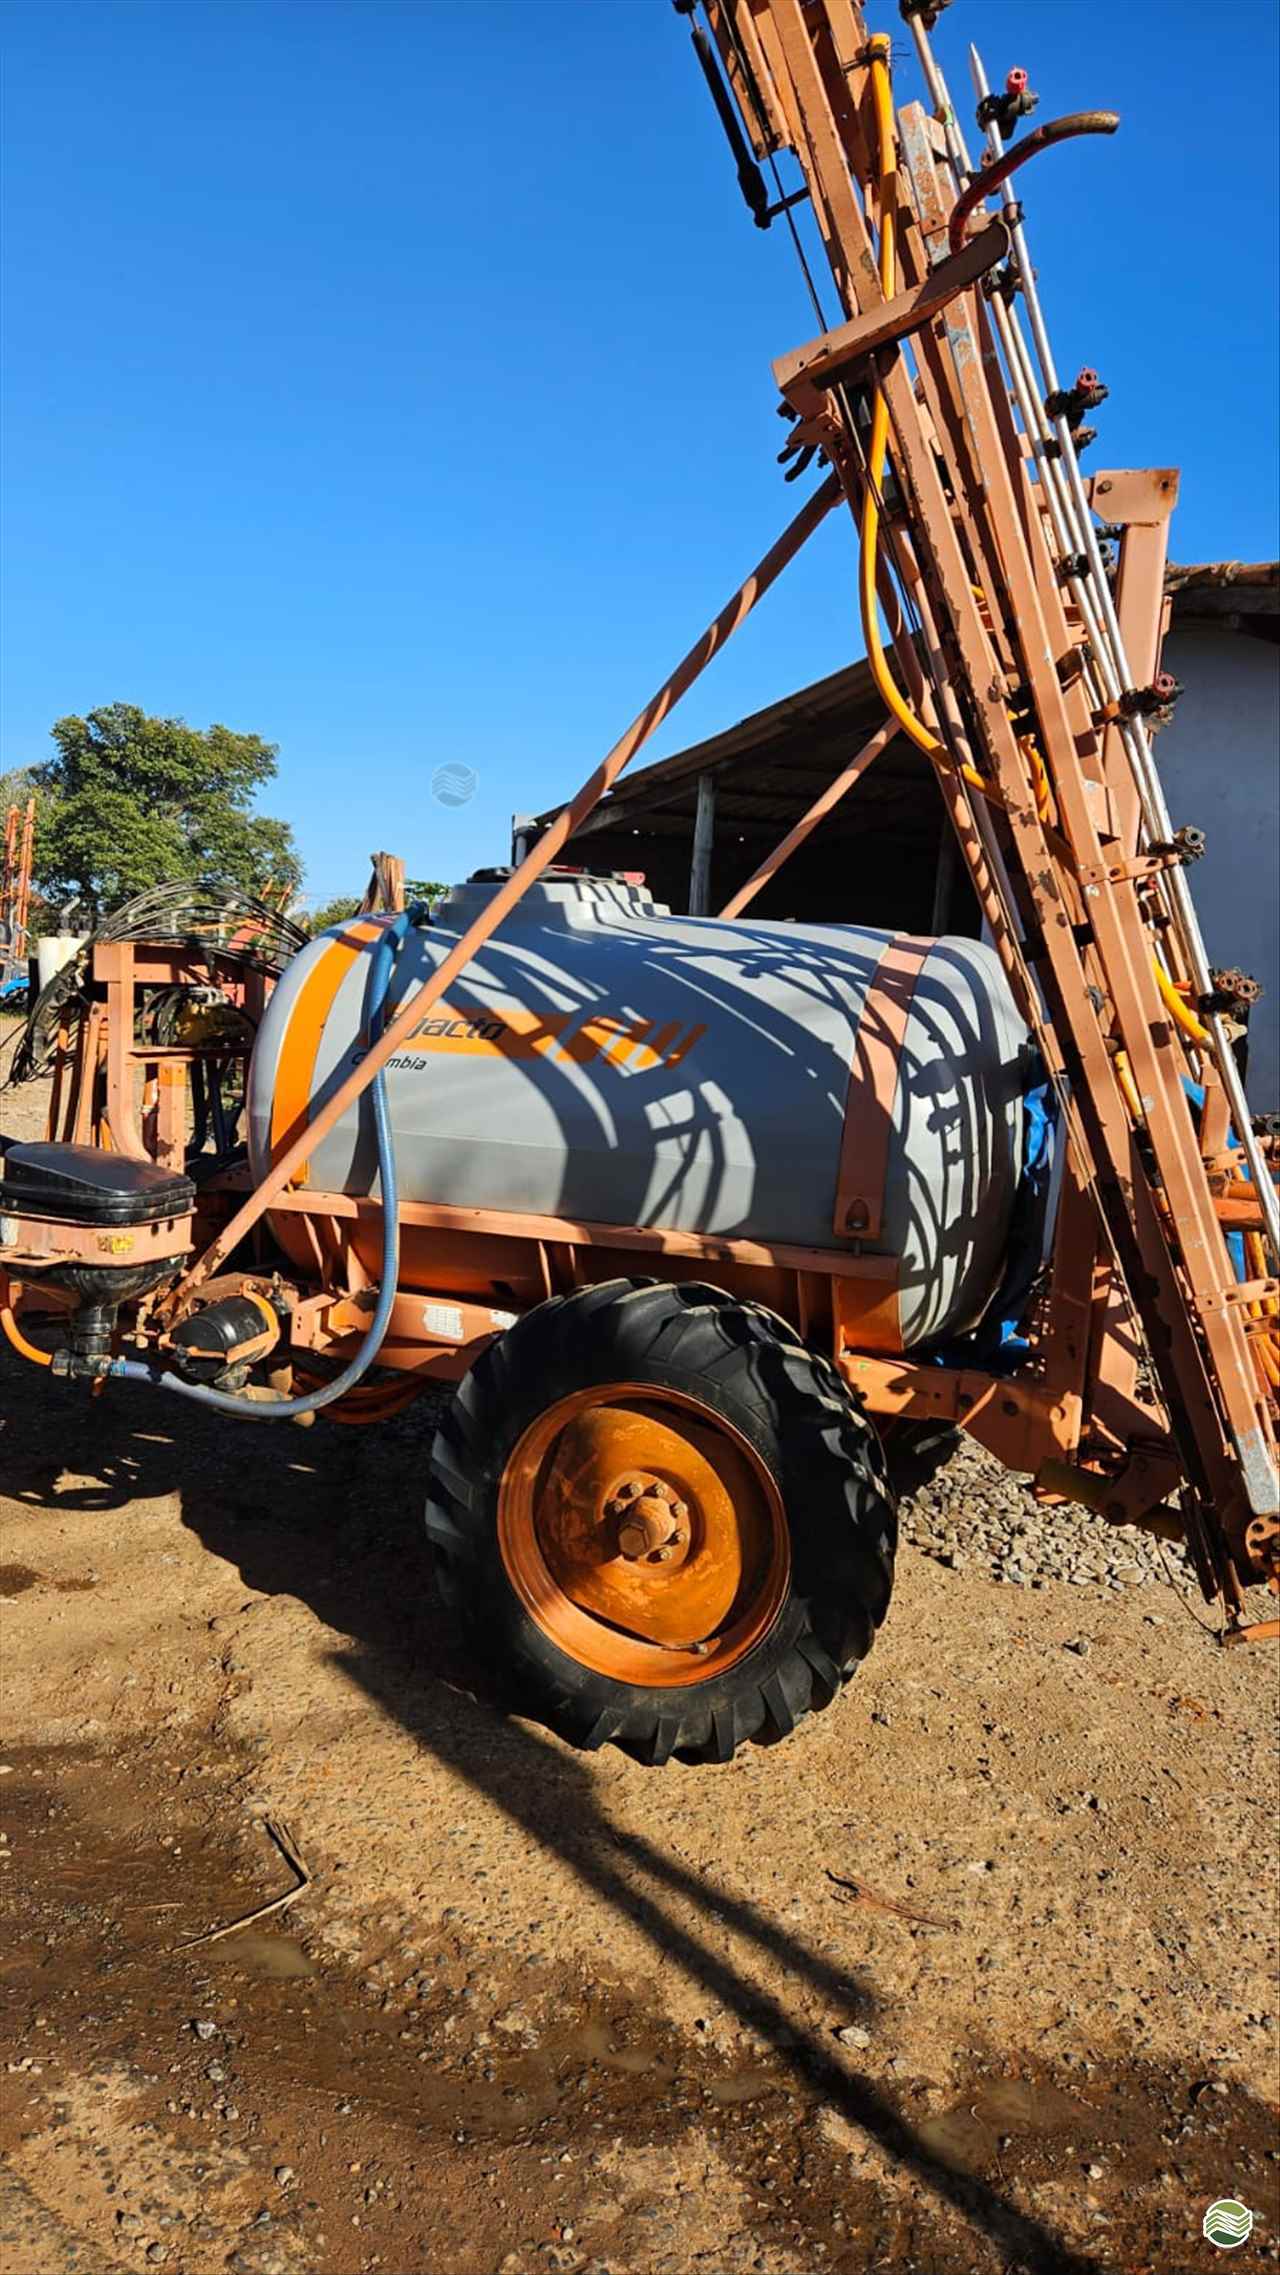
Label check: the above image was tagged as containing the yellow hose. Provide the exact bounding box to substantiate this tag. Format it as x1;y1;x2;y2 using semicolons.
1241;1227;1278;1394
1021;734;1056;826
1114;1048;1143;1124
862;35;1222;1195
1152;951;1210;1047
1246;1230;1278;1317
859;43;1007;812
858;47;931;747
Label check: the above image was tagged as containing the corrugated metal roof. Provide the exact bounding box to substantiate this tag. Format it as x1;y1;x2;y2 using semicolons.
542;654;931;842
1165;560;1278;594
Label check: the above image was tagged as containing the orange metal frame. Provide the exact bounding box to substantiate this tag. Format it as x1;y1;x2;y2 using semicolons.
1;798;36;987
5;3;1276;1628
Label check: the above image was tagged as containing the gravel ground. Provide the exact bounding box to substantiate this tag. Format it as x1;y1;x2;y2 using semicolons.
895;1434;1187;1596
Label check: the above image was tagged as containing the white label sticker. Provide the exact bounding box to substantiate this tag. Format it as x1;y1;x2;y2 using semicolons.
423;1303;464;1341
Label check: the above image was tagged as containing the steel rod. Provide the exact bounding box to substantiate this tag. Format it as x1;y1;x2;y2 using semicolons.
176;475;843;1299
965;42;1278;1250
717;715;897;918
910;6;1273;1252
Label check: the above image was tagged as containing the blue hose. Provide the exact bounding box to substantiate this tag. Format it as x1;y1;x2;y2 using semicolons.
111;907;415;1422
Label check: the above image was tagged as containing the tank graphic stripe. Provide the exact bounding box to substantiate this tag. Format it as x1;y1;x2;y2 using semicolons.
557;1015;642;1065
601;1019;654;1066
392;1005;702;1070
629;1020;679;1071
270;918;387;1177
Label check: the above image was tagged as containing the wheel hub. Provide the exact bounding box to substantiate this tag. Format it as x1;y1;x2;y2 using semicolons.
606;1473;691;1565
496;1384;790;1685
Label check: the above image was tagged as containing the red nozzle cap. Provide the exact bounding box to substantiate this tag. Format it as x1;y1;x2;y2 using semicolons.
1006;67;1029;93
1076;366;1100;390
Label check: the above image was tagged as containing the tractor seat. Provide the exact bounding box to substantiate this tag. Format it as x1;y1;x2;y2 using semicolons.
0;1141;196;1227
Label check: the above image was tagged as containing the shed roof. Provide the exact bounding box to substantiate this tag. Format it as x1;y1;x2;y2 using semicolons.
543;560;1277;854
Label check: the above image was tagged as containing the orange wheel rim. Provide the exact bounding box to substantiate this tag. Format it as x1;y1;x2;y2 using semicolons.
497;1382;790;1687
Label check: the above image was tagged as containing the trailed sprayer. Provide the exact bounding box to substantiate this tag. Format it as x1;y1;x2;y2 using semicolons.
3;0;1276;1763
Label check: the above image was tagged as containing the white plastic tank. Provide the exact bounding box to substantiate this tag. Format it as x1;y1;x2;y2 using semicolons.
248;876;1031;1346
35;935;89;993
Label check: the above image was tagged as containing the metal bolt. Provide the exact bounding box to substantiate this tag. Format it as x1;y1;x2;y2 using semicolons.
649;1479;674;1502
672;1500;689;1521
654;1548;674;1563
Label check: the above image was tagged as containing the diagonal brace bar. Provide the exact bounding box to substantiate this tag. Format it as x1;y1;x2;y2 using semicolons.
718;716;897;918
175;475;843;1300
772;220;1008;401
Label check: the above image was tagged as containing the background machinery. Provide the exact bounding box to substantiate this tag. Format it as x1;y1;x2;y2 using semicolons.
2;0;1276;1762
0;796;35;1002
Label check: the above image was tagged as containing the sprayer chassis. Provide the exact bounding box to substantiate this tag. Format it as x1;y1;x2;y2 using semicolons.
2;927;1216;1553
4;0;1278;1663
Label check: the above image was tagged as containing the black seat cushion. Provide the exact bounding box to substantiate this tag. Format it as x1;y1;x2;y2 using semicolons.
0;1142;196;1227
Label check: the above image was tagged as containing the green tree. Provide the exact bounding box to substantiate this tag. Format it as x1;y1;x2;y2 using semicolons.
306;893;361;935
31;703;302;921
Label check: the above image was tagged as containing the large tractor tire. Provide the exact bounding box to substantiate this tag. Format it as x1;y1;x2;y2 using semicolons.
425;1279;896;1764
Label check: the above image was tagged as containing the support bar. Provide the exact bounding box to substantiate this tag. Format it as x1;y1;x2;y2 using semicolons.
175;475;842;1300
718;717;897;919
772;220;1008;399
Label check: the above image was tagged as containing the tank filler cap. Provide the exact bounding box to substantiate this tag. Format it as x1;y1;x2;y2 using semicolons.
433;874;671;933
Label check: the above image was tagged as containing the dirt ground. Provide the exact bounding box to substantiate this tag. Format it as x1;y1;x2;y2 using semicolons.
2;1054;1278;2275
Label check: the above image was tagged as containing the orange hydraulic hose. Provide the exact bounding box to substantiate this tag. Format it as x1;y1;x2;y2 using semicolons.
0;1287;53;1368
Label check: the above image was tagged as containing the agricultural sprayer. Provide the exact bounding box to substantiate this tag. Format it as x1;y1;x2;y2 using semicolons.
3;0;1276;1762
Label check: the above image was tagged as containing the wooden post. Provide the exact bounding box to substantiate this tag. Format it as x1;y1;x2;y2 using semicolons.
689;773;717;916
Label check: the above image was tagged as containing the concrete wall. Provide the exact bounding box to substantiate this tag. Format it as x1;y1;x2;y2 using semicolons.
1156;624;1279;1108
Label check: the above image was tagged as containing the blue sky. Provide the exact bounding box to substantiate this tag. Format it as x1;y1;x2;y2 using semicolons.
3;0;1277;906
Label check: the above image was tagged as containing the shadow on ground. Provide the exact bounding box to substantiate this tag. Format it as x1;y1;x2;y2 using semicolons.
5;1360;1276;2272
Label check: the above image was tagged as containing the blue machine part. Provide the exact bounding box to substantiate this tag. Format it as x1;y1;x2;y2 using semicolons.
929;1063;1058;1373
